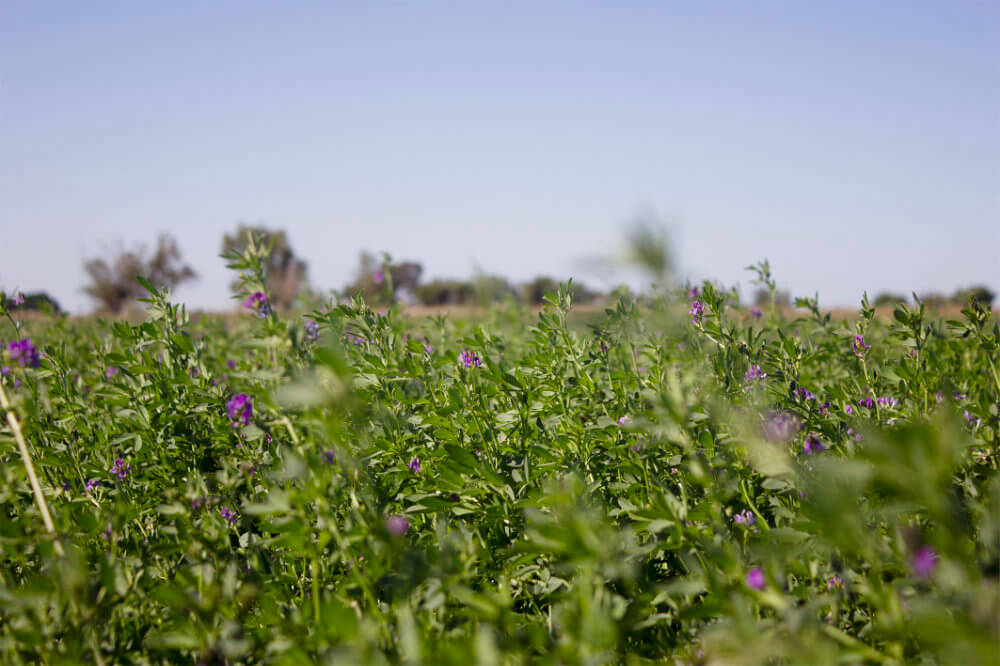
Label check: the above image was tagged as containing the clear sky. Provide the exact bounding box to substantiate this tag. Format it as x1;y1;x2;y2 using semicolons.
1;1;997;313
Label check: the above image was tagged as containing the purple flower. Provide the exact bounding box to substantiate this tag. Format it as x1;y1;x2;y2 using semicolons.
85;478;100;493
953;390;967;400
219;507;238;523
688;300;704;324
106;366;119;379
858;397;875;410
750;307;762;318
373;269;385;285
803;433;825;455
744;365;767;383
935;391;943;403
322;449;336;464
424;344;434;354
827;575;843;590
617;415;629;426
189;367;199;379
762;411;801;442
226;393;253;427
688;286;700;299
745;567;766;590
304;319;320;341
226;359;237;369
242;292;270;318
458;350;482;368
796;388;815;401
964;410;982;428
818;401;831;416
408;456;421;474
7;339;40;368
910;546;938;578
0;365;10;376
733;509;756;526
877;396;898;408
852;334;871;357
847;427;862;443
110;458;130;479
386;515;410;536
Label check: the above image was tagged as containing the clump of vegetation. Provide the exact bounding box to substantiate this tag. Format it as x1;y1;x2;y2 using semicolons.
1;237;997;663
221;225;308;309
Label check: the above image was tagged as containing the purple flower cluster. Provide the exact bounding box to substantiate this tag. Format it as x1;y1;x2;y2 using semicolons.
744;365;766;383
688;300;704;324
458;350;482;368
85;478;100;493
373;269;385;285
858;397;876;410
219;507;238;523
733;509;756;526
846;427;862;443
688;286;700;299
7;339;40;368
796;388;815;401
617;415;629;426
852;334;871;357
827;574;843;590
106;366;119;380
242;292;270;318
11;292;25;306
803;433;826;455
876;396;898;408
110;458;131;479
910;546;938;578
226;393;253;427
304;319;320;341
386;514;410;536
750;307;762;318
762;411;801;442
408;456;421;474
745;567;766;590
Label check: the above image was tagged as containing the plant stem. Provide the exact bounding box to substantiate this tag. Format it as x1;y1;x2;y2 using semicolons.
0;380;64;556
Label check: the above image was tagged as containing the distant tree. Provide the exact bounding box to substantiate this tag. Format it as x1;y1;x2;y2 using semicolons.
343;252;424;304
472;273;518;306
415;279;475;306
83;235;196;314
521;277;596;305
953;285;995;307
753;288;790;308
918;292;947;308
221;225;308;309
874;292;908;307
9;292;62;314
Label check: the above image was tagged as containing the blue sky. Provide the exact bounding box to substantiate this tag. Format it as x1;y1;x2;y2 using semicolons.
1;1;997;312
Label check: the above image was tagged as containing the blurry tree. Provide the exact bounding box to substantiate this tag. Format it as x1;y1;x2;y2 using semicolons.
873;292;908;307
522;276;597;305
918;292;947;308
753;287;790;307
83;235;196;314
953;285;995;307
415;279;475;305
221;225;308;309
473;273;518;306
12;292;62;313
343;251;424;304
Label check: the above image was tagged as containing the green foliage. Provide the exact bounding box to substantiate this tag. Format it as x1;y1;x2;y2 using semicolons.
0;248;997;664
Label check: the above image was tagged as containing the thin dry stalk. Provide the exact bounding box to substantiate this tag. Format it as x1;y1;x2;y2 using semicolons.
0;381;64;556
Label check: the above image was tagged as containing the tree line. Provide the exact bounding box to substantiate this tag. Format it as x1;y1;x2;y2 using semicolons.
7;225;995;314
